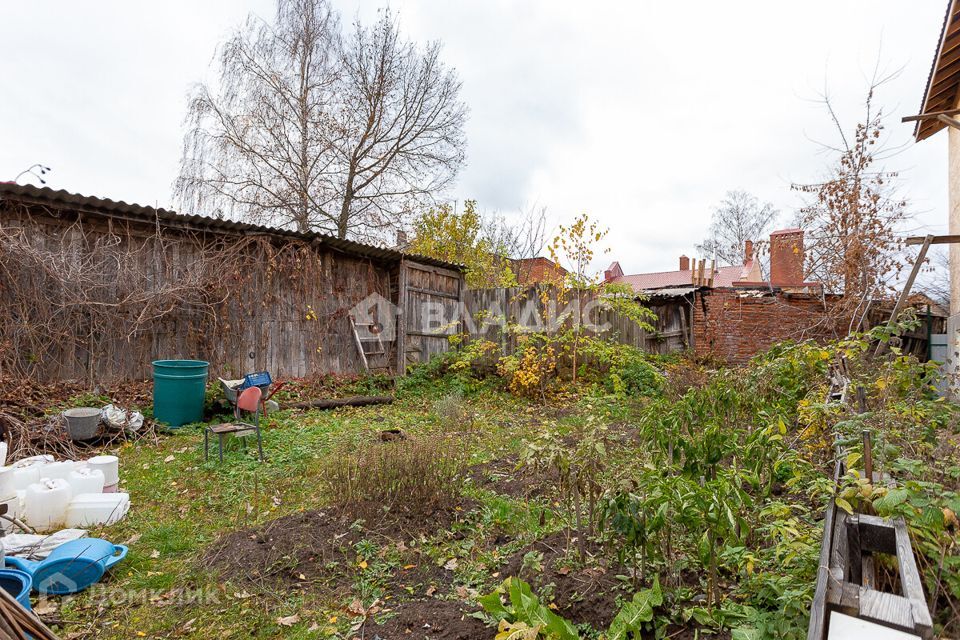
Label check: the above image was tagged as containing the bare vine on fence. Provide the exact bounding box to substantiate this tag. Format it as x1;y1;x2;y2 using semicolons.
0;203;341;383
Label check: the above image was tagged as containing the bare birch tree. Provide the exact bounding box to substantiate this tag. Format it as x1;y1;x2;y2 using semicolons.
175;0;467;240
330;12;468;240
697;190;779;266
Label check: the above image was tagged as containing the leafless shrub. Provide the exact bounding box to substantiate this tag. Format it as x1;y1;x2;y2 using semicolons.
320;435;468;514
433;391;473;432
0;203;383;384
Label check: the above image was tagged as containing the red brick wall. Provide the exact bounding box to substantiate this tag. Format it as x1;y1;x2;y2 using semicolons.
692;288;841;364
512;257;567;285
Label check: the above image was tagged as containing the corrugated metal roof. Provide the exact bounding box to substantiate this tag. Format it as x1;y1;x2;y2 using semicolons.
0;183;465;271
640;286;697;298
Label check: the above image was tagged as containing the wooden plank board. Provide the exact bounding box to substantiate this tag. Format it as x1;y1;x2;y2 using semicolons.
893;519;933;634
807;498;837;640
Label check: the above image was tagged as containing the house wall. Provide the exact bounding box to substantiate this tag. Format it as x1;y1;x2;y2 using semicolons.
511;258;567;286
950;123;960;316
692;288;840;364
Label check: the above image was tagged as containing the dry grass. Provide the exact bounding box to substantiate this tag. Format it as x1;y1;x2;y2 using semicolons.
320;434;468;514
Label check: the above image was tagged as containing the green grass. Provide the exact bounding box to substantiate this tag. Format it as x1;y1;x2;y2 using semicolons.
52;381;553;639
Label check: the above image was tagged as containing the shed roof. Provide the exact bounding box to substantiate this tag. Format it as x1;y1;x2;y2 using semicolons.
0;183;464;271
915;0;960;141
609;264;746;291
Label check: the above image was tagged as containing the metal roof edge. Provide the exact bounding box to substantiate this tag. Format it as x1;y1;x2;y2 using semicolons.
0;183;464;271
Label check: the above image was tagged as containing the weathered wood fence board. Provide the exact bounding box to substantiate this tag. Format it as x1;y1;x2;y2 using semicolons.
461;286;691;355
0;196;464;383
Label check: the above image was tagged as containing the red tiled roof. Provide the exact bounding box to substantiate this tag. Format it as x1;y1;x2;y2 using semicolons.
610;265;747;291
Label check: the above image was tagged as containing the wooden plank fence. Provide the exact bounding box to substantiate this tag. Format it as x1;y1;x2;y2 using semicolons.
461;286;692;355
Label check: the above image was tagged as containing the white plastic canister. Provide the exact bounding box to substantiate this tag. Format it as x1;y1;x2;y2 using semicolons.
40;460;77;482
24;478;73;532
12;467;39;492
86;455;119;486
68;468;105;495
65;492;130;527
12;455;53;468
0;467;16;501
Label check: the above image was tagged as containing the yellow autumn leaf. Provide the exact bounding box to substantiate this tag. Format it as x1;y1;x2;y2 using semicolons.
328;616;338;624
358;560;368;569
835;497;854;514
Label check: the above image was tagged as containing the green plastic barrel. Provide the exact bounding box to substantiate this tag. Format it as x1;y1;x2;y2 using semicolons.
152;360;209;427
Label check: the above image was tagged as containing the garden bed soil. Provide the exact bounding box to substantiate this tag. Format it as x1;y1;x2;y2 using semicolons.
468;457;557;499
499;531;627;630
205;500;472;590
367;598;489;640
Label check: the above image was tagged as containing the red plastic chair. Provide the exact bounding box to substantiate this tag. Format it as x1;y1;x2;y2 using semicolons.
205;386;265;462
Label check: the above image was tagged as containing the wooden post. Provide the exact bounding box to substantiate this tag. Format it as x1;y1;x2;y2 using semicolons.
395;259;407;376
862;430;873;484
876;235;932;356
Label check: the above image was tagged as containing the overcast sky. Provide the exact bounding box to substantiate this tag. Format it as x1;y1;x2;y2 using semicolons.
0;1;952;277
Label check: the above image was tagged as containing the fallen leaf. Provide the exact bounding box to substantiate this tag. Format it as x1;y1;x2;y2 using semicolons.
358;560;368;569
443;558;458;571
426;585;437;596
402;564;416;570
150;549;160;559
557;566;570;576
328;616;338;624
347;599;365;615
122;533;142;546
163;455;175;463
277;614;300;627
34;599;58;615
298;573;306;580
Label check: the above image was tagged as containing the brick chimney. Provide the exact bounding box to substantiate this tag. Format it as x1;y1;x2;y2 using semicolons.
743;240;753;265
769;229;804;286
679;255;690;271
604;261;623;282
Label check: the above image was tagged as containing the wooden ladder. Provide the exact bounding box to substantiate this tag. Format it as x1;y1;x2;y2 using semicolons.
350;316;386;372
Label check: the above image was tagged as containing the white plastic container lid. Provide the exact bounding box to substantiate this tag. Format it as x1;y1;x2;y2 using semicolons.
86;455;119;485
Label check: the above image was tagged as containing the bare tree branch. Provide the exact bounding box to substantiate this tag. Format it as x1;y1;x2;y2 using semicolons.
175;0;467;241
